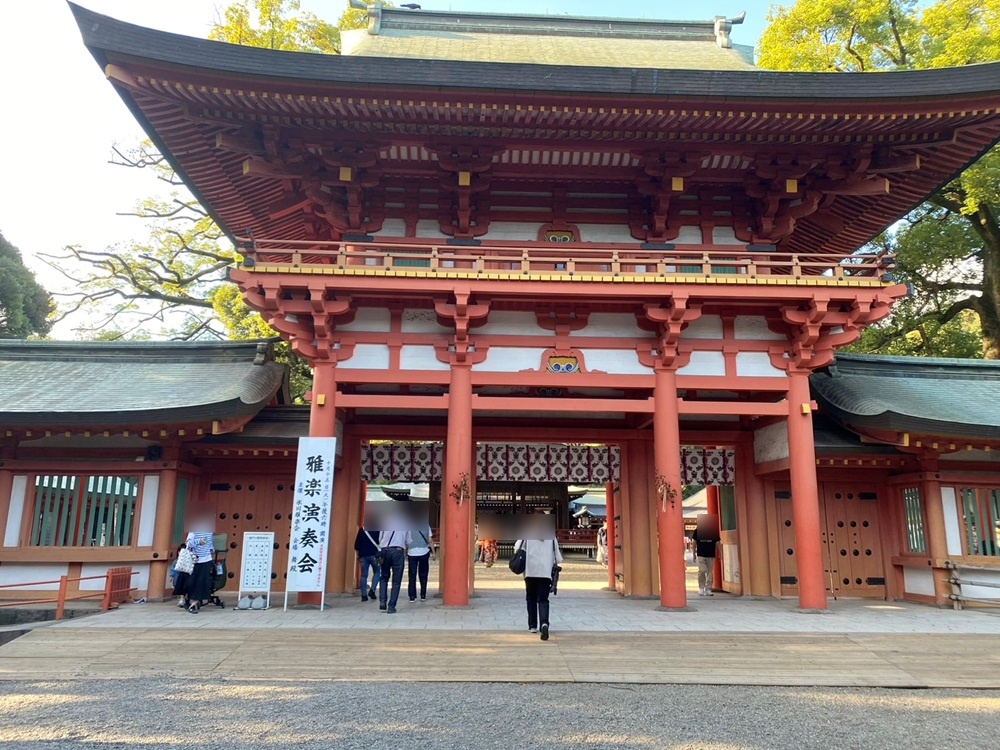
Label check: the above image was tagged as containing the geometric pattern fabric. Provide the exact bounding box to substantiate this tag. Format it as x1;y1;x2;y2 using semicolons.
362;443;735;485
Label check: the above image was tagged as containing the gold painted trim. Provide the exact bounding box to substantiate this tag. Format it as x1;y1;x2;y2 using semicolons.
240;264;887;287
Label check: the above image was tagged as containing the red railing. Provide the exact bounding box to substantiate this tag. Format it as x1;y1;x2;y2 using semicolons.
0;566;137;621
236;236;894;281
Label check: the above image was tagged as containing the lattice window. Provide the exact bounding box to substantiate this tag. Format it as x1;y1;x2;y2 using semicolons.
30;474;140;547
901;486;926;553
959;487;1000;556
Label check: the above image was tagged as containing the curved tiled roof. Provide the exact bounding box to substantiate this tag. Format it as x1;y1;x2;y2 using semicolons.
811;354;1000;441
0;340;288;429
67;3;1000;260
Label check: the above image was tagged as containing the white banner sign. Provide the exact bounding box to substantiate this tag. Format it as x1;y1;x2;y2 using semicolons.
286;437;337;593
239;532;275;593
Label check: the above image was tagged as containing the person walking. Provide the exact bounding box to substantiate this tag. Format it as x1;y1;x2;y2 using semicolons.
378;527;407;613
692;527;719;596
406;525;433;602
513;536;563;641
353;524;381;602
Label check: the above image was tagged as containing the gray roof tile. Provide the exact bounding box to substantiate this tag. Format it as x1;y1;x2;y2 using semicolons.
811;354;1000;440
0;340;287;428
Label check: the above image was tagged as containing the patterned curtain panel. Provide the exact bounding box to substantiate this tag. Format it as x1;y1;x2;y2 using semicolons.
361;444;734;485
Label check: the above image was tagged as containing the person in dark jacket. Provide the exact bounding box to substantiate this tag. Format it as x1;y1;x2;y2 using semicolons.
692;528;719;596
354;525;381;602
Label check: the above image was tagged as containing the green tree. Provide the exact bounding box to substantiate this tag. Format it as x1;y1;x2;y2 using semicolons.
0;231;53;339
759;0;1000;358
209;0;340;52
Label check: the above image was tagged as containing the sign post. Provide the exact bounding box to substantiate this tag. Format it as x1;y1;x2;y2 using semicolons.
284;437;337;611
238;531;275;608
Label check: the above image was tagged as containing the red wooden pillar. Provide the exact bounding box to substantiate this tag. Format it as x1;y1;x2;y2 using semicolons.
147;445;180;600
787;370;828;611
301;362;337;606
705;485;723;591
442;363;473;606
919;458;951;606
654;368;686;609
605;481;616;590
738;440;772;596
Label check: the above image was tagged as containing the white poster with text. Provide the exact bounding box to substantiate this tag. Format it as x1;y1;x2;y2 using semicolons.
285;437;337;595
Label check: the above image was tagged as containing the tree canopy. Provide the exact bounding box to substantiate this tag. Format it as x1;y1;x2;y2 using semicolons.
46;1;387;395
209;0;340;53
759;0;1000;358
0;231;53;339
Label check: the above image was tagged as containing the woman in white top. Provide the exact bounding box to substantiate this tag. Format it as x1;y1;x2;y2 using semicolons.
513;536;563;641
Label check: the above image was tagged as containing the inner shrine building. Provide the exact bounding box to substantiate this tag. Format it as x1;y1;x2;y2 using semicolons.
11;2;1000;609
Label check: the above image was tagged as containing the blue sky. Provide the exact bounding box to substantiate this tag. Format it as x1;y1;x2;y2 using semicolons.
0;0;775;335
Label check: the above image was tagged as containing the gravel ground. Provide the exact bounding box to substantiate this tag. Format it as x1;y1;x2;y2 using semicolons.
1;679;998;749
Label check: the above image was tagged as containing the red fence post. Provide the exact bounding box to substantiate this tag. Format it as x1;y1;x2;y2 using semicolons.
102;569;114;611
56;575;68;621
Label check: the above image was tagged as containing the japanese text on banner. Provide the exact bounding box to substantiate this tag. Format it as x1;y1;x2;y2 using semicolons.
286;437;337;593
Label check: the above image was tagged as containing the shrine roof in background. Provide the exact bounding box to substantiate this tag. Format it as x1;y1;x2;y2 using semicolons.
812;354;1000;442
340;7;756;71
0;340;288;430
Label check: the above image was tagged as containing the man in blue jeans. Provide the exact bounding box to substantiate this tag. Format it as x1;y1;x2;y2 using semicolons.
353;524;381;602
378;528;408;613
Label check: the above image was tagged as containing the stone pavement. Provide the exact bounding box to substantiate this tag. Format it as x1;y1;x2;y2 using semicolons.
2;557;1000;687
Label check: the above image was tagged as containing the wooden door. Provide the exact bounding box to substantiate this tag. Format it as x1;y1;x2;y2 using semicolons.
773;482;885;599
208;473;295;592
821;484;886;599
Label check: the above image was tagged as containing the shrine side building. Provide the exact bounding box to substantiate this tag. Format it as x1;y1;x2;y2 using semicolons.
2;3;1000;610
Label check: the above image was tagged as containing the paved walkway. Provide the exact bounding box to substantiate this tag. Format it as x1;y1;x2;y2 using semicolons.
2;558;1000;687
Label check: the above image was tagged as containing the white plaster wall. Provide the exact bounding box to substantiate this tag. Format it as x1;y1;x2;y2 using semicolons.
681;315;724;340
0;563;68;591
711;226;745;245
400;346;452;371
415;219;447;239
578;349;650;375
574;223;635;243
375;218;406;237
338;344;390;370
475;311;547;336
675;226;703;244
401;309;452;334
736;352;787;378
569;313;645;338
755;422;790;464
677;351;726;377
4;475;27;547
474;348;548;373
723;544;740;584
941;487;963;555
78;562;150;593
956;566;1000;602
337;308;392;333
135;475;159;548
483;222;544;241
903;566;936;597
735;315;786;341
